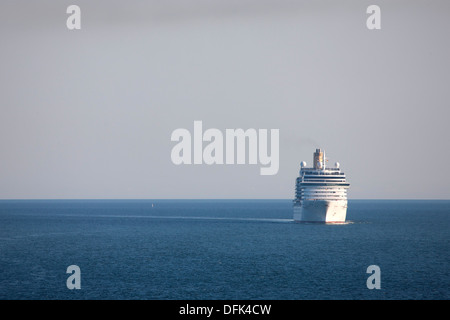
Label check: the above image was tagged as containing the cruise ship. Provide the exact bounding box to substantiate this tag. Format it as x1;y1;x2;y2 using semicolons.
294;149;350;223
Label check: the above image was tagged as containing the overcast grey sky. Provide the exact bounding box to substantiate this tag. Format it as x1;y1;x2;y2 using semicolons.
0;0;449;199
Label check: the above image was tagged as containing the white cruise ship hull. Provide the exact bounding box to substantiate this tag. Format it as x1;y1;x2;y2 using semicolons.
293;200;348;223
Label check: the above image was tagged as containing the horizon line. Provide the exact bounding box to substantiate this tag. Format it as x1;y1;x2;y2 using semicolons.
0;198;449;201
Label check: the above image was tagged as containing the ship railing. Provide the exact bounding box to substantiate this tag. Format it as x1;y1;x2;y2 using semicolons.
300;170;343;175
301;167;340;171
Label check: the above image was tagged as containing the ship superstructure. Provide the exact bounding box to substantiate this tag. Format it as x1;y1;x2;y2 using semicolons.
293;149;349;223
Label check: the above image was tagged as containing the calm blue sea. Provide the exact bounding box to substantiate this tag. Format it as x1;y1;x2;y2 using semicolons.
0;200;448;300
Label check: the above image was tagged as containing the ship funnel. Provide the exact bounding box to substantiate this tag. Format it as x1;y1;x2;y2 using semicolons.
313;149;324;170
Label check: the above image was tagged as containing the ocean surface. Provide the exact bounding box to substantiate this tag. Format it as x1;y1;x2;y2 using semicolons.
0;199;448;300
